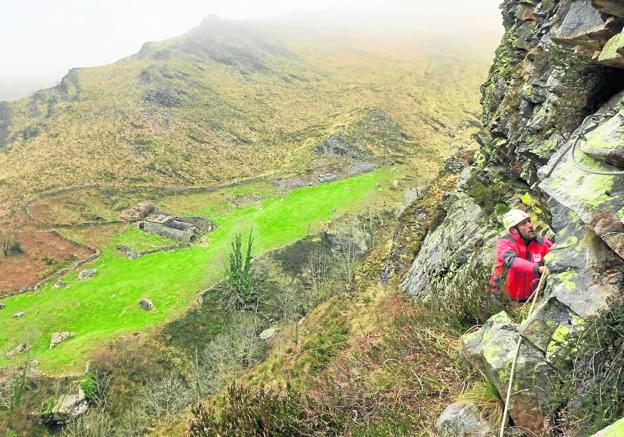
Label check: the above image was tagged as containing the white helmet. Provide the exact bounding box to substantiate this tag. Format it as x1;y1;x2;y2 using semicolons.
503;209;530;231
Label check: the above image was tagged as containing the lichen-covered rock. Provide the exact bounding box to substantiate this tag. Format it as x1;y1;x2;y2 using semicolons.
598;32;624;68
49;331;74;349
78;268;97;280
539;102;624;259
460;311;554;432
435;401;492;436
580;105;624;166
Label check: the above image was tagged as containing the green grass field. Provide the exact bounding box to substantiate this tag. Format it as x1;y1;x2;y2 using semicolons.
0;168;396;373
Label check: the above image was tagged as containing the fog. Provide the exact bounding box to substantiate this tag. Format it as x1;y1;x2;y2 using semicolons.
0;0;503;101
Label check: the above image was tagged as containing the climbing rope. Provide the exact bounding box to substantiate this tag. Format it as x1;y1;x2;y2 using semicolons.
543;107;624;178
499;270;549;437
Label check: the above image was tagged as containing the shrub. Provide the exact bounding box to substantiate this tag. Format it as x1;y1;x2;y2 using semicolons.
187;383;339;437
220;232;267;312
80;370;110;408
424;262;504;331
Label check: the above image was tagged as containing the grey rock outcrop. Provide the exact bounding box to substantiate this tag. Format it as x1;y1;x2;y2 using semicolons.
41;387;88;425
139;298;154;311
400;192;498;296
435;401;492;436
49;331;74;349
78;268;97;280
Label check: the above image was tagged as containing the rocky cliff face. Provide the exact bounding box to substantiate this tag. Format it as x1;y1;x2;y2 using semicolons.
401;0;624;433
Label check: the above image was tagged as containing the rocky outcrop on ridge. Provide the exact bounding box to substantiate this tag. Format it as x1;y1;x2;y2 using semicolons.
400;0;624;433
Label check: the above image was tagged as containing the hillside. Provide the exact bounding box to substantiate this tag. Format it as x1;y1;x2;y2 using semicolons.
0;16;486;218
0;16;491;293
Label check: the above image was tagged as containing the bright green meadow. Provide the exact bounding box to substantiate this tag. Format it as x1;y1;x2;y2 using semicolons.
0;168;395;373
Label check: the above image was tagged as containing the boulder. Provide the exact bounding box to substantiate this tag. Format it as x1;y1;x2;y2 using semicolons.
139;298;154;311
41;388;88;425
78;268;97;280
259;327;277;340
13;311;25;319
435;401;492;436
6;342;31;359
50;331;74;349
460;311;553;433
53;279;65;289
404;186;424;205
0;303;4;309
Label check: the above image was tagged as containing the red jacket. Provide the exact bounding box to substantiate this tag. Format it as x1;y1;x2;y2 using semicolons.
490;229;553;301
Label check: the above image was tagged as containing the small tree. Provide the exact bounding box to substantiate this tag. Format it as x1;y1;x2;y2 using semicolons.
221;232;262;312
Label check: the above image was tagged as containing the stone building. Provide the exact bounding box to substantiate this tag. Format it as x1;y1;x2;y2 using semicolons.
139;213;214;242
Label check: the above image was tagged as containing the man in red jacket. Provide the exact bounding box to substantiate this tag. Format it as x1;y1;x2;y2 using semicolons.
490;209;553;301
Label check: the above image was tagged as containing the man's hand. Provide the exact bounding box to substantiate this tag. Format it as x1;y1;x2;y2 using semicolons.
538;266;550;276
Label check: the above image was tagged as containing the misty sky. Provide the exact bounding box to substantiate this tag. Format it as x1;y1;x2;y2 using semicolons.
0;0;502;101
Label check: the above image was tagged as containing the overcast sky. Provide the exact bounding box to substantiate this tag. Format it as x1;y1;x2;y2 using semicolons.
0;0;502;101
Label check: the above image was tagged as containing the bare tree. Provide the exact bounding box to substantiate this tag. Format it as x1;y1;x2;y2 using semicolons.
333;225;364;287
306;246;332;305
